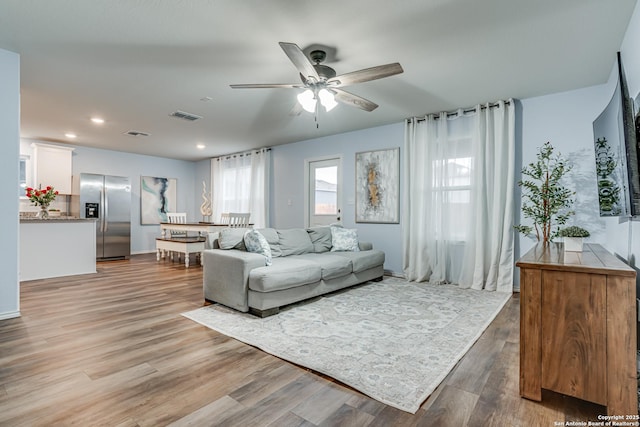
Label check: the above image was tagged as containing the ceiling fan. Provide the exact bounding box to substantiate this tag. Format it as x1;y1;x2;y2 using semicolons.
230;42;404;114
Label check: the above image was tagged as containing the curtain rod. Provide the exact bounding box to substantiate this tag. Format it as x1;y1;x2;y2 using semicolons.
214;147;271;161
407;100;511;123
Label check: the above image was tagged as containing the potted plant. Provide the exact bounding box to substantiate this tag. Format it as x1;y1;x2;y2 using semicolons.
515;142;575;244
558;226;590;252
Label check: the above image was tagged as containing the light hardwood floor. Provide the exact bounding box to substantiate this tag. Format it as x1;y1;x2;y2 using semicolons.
0;254;606;426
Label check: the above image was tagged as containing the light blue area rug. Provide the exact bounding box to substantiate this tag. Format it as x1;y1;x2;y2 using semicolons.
182;276;511;413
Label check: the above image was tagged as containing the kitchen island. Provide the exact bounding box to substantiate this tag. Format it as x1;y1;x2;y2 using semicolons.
20;217;97;281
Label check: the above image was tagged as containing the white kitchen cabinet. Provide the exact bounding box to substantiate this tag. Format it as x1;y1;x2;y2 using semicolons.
31;143;74;194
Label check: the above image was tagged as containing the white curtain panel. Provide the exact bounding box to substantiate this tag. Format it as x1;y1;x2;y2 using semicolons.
403;100;515;292
249;148;270;228
211;148;270;228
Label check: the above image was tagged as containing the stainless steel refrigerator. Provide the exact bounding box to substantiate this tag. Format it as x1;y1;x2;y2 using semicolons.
72;173;131;260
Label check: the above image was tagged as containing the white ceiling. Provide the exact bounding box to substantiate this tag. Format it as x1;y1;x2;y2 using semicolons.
0;0;637;161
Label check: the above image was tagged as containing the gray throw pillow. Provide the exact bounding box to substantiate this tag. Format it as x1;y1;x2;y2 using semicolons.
218;228;247;250
256;228;282;257
307;226;332;253
277;228;314;256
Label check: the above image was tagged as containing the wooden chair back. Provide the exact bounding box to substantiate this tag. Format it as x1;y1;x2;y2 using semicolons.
167;212;187;224
219;212;230;225
166;212;187;237
228;212;250;228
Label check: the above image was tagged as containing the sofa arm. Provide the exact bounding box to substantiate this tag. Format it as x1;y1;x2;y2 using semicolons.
359;241;373;251
203;249;266;312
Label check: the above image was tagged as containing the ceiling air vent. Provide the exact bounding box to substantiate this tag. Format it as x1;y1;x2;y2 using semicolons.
125;130;150;137
169;110;202;121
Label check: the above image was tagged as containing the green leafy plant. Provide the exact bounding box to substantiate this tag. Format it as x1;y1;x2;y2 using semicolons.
558;226;590;238
515;142;575;243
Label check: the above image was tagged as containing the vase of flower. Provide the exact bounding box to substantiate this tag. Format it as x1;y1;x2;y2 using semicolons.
26;186;58;220
37;204;50;219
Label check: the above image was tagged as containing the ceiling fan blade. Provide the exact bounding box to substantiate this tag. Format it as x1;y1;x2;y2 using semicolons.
279;42;320;82
332;88;378;112
328;63;403;87
230;83;304;89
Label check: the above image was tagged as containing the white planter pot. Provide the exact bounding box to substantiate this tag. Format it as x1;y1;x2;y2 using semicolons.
564;237;584;252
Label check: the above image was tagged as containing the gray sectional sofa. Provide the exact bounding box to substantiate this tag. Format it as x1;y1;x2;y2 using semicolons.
203;226;385;317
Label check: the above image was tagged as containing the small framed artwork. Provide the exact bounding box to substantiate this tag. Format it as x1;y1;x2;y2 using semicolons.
355;147;400;223
140;176;177;224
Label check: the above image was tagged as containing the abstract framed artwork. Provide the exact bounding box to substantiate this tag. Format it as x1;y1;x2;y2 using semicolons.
355;147;400;223
140;176;177;225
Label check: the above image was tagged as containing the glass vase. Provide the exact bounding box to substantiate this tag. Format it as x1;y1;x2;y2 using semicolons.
37;204;50;219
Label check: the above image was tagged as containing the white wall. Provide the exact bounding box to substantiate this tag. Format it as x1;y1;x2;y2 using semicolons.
271;123;404;275
72;145;199;254
5;0;638;298
20;139;199;254
517;0;640;278
0;48;20;319
518;84;613;257
270;80;620;280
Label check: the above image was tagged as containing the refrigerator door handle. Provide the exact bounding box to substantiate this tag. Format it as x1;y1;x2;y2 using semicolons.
103;186;109;232
99;188;105;233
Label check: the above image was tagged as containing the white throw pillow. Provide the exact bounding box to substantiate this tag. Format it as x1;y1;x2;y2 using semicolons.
330;226;360;252
243;229;272;266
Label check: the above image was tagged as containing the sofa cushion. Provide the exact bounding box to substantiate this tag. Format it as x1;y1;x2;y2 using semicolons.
331;249;385;273
306;226;333;253
277;229;314;256
256;228;282;258
243;229;272;266
258;228;282;258
218;228;246;250
330;226;360;252
295;253;353;280
249;258;321;292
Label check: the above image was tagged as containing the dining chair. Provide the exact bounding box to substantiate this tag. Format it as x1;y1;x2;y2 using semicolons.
165;212;187;259
166;212;187;231
219;212;230;225
228;212;250;228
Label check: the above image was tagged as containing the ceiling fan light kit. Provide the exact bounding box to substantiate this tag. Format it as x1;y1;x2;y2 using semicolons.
318;89;338;112
297;89;316;113
231;42;403;119
297;88;337;113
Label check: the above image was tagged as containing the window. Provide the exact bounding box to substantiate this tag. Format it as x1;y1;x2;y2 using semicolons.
314;166;337;215
306;157;342;227
221;162;251;210
211;149;270;228
431;130;473;241
19;155;30;197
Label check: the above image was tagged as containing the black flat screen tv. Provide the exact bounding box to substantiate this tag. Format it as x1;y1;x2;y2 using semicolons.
592;52;640;217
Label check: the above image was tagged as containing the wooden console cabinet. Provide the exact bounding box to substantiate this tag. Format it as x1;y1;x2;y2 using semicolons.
516;243;637;415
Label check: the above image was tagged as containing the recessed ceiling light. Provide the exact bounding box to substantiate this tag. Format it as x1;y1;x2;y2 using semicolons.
200;96;213;102
65;132;77;138
91;117;105;124
196;143;206;150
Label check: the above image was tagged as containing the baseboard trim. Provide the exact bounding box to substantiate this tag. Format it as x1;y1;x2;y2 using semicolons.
0;310;21;320
384;269;406;279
